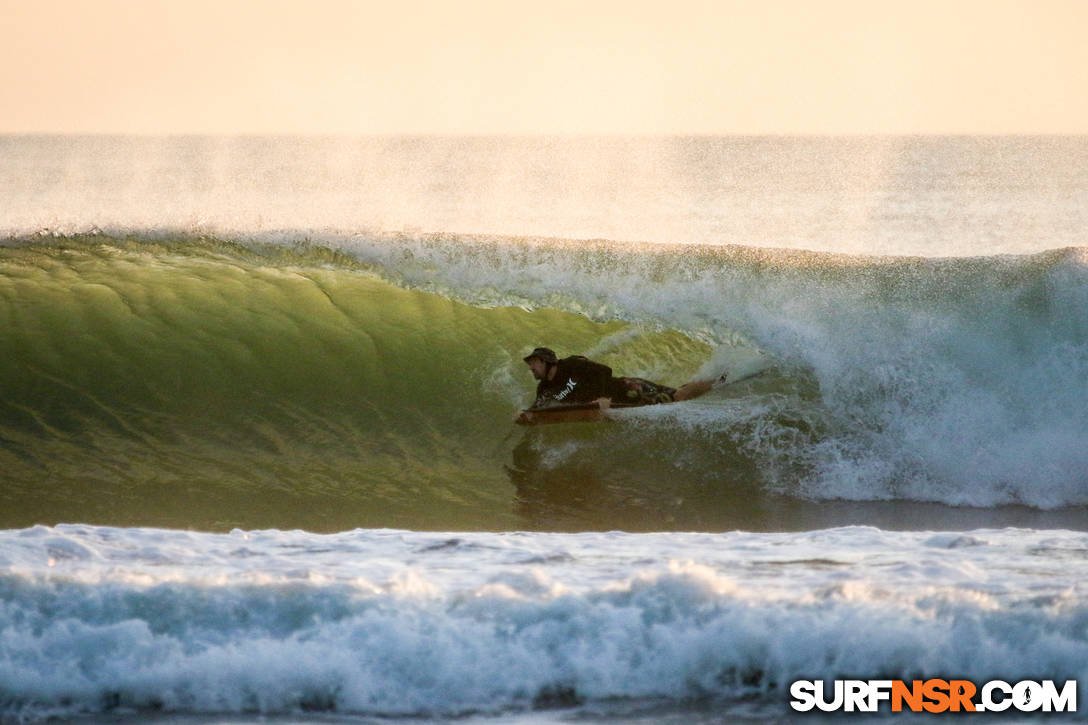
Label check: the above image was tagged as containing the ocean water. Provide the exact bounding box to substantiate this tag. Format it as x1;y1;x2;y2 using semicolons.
1;136;1086;722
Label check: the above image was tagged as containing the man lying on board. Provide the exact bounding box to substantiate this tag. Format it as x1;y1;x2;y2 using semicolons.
516;347;715;424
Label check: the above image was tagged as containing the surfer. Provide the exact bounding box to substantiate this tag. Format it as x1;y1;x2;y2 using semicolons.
517;347;715;424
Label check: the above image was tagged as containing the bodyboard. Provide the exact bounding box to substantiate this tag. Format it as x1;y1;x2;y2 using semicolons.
515;402;639;426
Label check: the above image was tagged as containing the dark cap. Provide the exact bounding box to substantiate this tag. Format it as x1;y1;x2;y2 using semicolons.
523;347;558;364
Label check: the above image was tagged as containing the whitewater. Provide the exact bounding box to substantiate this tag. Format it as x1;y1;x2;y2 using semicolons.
1;135;1086;722
2;524;1086;723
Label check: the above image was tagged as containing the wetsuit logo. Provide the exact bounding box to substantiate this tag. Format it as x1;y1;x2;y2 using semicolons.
554;378;577;401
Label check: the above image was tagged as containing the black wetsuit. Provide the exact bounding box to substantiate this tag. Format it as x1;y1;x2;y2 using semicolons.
532;356;677;409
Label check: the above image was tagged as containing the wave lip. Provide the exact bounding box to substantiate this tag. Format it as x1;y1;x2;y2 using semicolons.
1;525;1087;720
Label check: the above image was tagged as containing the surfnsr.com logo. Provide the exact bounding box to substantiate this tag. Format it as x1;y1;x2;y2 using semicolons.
790;679;1078;713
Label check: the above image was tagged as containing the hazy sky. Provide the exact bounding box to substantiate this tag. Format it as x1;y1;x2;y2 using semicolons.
3;0;1087;134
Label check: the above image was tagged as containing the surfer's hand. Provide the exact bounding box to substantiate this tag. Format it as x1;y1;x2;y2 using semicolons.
515;411;534;425
595;397;612;410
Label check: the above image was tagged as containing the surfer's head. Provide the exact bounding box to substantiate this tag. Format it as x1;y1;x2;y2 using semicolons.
524;347;557;379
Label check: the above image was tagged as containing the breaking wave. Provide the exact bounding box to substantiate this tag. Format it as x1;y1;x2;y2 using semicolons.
1;231;1086;530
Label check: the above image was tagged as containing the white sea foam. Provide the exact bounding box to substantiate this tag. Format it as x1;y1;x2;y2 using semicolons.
1;525;1086;721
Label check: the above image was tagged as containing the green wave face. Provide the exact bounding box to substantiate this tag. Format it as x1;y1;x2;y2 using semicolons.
4;233;1087;532
1;237;741;532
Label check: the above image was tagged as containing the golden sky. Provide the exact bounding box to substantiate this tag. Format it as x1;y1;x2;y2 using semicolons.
3;0;1087;134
